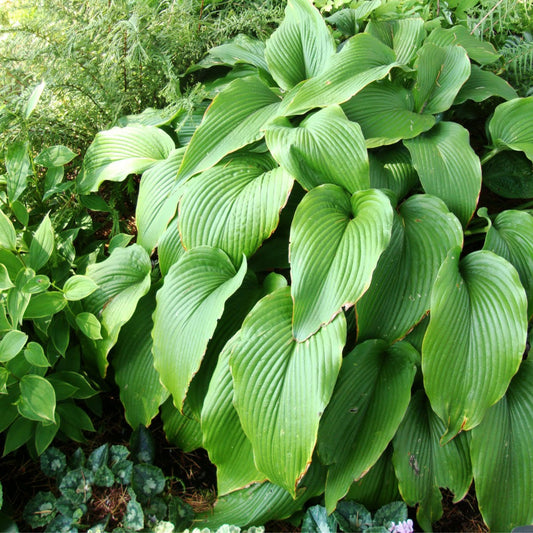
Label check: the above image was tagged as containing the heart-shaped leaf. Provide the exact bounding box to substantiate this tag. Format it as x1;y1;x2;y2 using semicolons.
422;248;528;442
177;76;281;181
392;391;472;532
342;80;436;148
290;185;393;341
265;105;369;193
230;287;346;496
77;125;175;194
136;147;186;253
281;33;397;116
152;247;247;410
179;154;293;265
470;359;533;532
357;195;463;343
413;44;471;115
488;96;533;163
264;0;335;90
318;340;418;512
404;121;482;227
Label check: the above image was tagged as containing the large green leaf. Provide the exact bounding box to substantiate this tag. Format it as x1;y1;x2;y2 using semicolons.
152;246;247;410
17;374;56;423
404;121;481;227
425;25;500;65
179;154;293;265
368;146;419;201
365;18;425;65
113;287;169;428
76;125;175;194
470;359;533;532
318;340;418;512
455;65;517;104
160;397;203;453
28;214;54;272
177;76;281;181
488;97;533;163
392;391;472;532
290;185;393;341
482;209;533;319
264;0;335;90
83;245;152;376
357;195;463;343
136;147;186;253
413;44;471;115
230;287;346;496
6;141;31;203
281;33;397;116
482;151;533;199
157;217;185;277
196;463;325;528
0;209;17;251
265;105;369;193
342;80;436;148
201;334;265;495
422;247;527;442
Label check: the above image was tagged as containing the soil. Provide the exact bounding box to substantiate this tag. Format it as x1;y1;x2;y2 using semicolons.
0;392;489;533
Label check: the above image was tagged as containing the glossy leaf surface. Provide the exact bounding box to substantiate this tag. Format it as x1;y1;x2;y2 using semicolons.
290;185;393;341
422;248;527;442
231;287;345;496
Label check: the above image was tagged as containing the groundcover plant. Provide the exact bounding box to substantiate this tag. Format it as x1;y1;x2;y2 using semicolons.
74;0;533;530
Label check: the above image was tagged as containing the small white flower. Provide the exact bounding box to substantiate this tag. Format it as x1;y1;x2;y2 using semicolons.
389;519;414;533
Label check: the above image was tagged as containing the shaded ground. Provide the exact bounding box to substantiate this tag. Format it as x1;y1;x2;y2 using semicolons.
0;393;488;532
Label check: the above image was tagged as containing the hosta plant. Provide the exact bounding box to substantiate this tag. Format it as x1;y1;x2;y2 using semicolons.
76;0;533;530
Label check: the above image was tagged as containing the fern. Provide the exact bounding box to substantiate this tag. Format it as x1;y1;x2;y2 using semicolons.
501;34;533;95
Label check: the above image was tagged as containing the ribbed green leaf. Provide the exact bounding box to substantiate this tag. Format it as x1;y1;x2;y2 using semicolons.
230;287;346;496
365;18;425;65
83;245;152;376
392;391;472;532
17;375;56;423
77;125;175;194
404;121;481;226
264;0;335;90
201;334;265;495
318;340;418;512
413;44;471;115
488;97;533;163
325;1;381;37
6;141;31;203
482;209;533;318
346;446;401;511
265;105;369;193
342;80;435;148
281;33;397;116
455;65;517;104
0;209;17;251
426;25;500;65
471;360;533;532
177;76;281;181
35;145;76;167
357;195;463;343
179;154;293;265
136;147;186;253
0;330;28;362
23;81;45;120
28;214;54;272
290;185;393;341
482;151;533;199
368;146;419;201
422;247;527;442
160;397;202;452
62;275;98;301
157;217;184;277
196;463;325;528
152;247;247;410
113;287;169;429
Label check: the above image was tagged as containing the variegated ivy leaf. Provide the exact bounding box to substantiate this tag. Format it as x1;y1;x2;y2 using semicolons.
264;0;335;91
152;246;247;410
230;287;346;496
179;154;293;266
264;105;369;193
422;247;527;442
290;184;393;341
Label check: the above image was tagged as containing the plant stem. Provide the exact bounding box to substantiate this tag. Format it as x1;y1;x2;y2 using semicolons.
480;148;500;165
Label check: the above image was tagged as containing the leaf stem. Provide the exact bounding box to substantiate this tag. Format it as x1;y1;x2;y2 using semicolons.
480;148;499;165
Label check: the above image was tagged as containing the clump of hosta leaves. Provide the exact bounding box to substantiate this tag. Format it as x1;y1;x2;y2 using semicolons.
23;429;193;532
302;500;411;533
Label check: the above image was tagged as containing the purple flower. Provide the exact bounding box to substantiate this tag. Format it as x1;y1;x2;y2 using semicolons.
389;519;414;533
